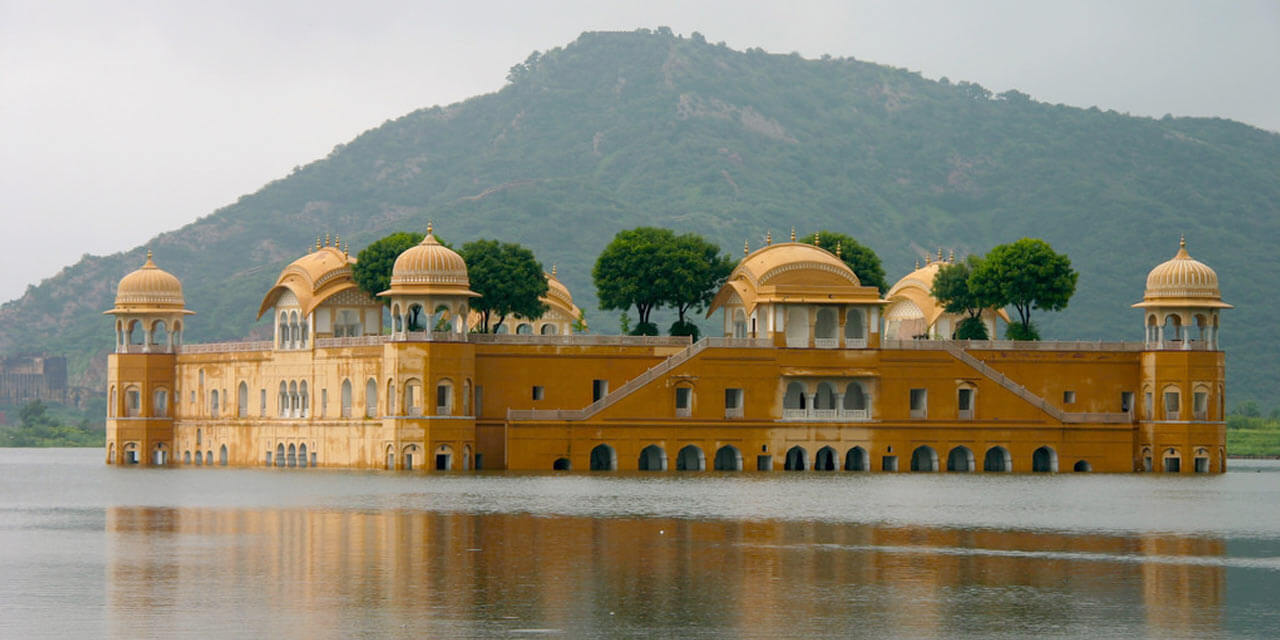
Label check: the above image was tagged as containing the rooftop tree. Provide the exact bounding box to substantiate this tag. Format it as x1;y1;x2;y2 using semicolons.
666;233;734;339
593;227;677;336
969;238;1077;340
352;231;426;301
931;255;994;340
460;239;549;333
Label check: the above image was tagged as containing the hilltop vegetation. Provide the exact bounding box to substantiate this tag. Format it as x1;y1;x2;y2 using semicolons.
1;28;1277;406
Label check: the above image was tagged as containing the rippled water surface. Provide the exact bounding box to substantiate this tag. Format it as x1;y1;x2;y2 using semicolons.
2;449;1279;638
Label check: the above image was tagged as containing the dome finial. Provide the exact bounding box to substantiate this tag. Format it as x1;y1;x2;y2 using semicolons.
836;241;842;258
551;264;557;277
915;258;920;269
427;221;434;236
813;232;821;247
324;232;330;247
744;239;749;256
146;248;152;261
937;247;943;262
948;249;955;263
315;236;321;251
1180;234;1186;249
790;227;796;242
334;234;341;253
766;230;772;245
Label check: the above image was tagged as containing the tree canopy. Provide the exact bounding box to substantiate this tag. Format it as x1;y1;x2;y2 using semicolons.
804;231;887;293
460;239;549;332
969;238;1077;340
593;227;731;336
352;232;425;301
931;255;993;339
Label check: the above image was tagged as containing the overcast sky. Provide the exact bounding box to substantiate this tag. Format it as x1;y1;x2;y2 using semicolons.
2;0;1277;301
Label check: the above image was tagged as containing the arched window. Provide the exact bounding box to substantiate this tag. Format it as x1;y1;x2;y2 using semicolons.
1163;385;1181;420
844;446;868;471
278;382;288;418
404;379;421;416
843;382;867;413
785;307;808;348
814;382;837;411
391;304;403;333
278;312;288;348
299;443;308;468
365;378;378;418
275;443;286;467
1032;446;1058;472
784;446;807;471
1146;314;1159;344
108;385;117;417
288;381;298;418
299;381;309;418
814;308;837;345
638;445;667;471
237;382;248;418
407;304;425;332
289;311;300;348
287;443;297;467
516;323;533;335
151;320;168;346
210;389;219;417
387;379;396;415
983;446;1012;472
172;320;182;346
115;321;123;349
1163;314;1182;345
341;379;352;418
152;388;168;417
127;320;143;346
733;310;747;339
910;446;938;472
435;379;453;416
946;446;974;472
814;446;838;471
676;445;705;471
432;304;452;332
463;379;472;416
540;323;558;335
845;309;865;340
783;381;807;415
589;444;617;471
219;444;228;466
714;445;743;471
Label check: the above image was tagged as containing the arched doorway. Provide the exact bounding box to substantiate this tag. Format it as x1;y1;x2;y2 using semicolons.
814;446;838;471
713;445;742;471
785;307;809;348
219;444;228;466
589;444;617;471
298;443;308;468
1162;447;1182;473
844;446;868;471
403;445;420;471
946;446;974;472
983;446;1011;472
638;445;667;471
1073;460;1092;472
676;445;705;471
1032;446;1058;472
275;443;286;467
553;457;571;470
910;446;938;472
784;446;807;471
287;444;297;468
434;444;453;471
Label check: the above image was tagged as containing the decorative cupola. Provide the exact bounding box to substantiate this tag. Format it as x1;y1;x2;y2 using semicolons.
104;250;194;353
379;224;479;336
1133;237;1231;349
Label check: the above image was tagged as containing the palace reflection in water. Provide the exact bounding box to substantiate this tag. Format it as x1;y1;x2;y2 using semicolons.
104;505;1227;638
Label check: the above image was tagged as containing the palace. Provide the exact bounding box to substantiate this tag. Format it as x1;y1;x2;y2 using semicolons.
104;231;1229;474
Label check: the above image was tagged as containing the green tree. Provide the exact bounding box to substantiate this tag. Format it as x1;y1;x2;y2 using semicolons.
931;255;993;340
593;227;678;333
970;238;1077;340
666;233;734;326
804;231;887;293
352;232;425;301
460;239;549;332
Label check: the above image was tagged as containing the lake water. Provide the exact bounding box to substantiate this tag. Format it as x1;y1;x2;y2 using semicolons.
2;449;1278;638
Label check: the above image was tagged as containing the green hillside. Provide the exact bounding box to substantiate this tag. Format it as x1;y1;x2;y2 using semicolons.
2;28;1278;406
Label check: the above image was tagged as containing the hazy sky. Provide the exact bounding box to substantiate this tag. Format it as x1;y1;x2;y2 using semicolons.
2;0;1277;301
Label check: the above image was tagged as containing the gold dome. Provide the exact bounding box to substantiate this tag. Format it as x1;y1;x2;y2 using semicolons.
105;251;193;315
707;241;881;316
379;226;479;298
545;266;574;309
257;245;362;319
1134;238;1232;309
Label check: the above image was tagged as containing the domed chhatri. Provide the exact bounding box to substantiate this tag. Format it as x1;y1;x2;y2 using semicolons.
882;253;1009;341
1135;237;1232;309
106;250;193;315
257;243;358;320
1134;237;1231;350
381;224;477;297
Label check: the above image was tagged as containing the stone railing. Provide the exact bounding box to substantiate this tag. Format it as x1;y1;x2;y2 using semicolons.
180;341;273;354
393;331;469;343
470;334;692;347
882;339;1149;352
120;344;175;354
315;335;386;348
780;408;871;422
814;338;839;349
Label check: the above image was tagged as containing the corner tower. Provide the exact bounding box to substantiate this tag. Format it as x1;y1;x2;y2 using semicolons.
104;251;193;465
1132;238;1230;473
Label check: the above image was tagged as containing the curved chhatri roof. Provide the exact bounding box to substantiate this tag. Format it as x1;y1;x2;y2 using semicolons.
884;257;1010;327
105;251;194;315
708;242;881;316
1133;238;1232;309
257;245;367;318
544;267;582;321
379;227;479;299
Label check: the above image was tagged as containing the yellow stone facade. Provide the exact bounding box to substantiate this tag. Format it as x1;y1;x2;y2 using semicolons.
104;235;1229;474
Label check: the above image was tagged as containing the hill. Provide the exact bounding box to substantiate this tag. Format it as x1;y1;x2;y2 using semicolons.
2;28;1278;406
